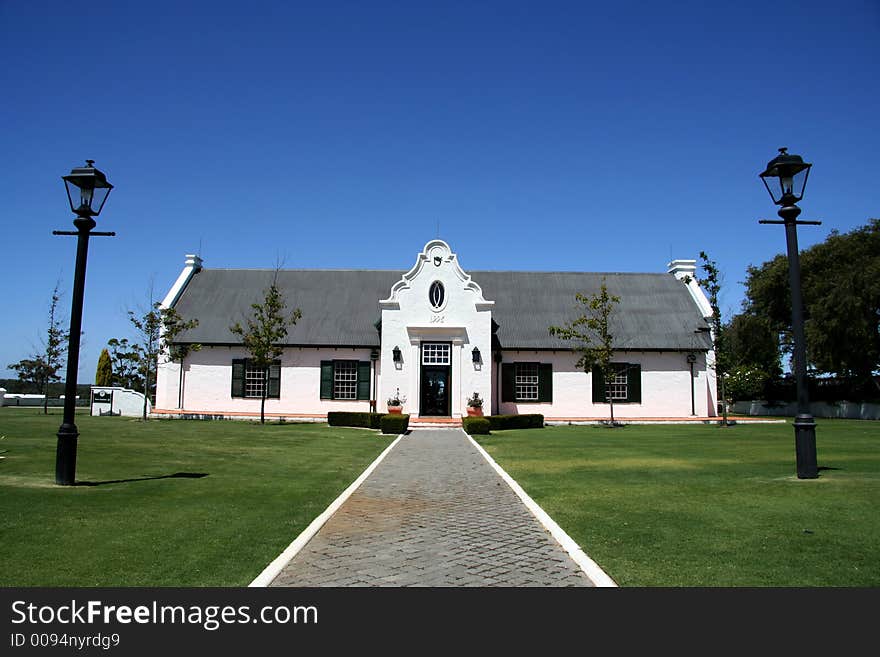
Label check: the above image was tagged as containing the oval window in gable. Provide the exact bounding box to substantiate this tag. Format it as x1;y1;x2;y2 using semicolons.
429;281;445;310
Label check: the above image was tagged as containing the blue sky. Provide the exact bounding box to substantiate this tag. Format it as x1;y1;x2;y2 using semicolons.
2;0;878;382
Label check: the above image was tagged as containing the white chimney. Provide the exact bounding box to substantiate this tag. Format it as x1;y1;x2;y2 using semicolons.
185;254;203;272
161;254;204;309
667;258;713;319
667;259;697;281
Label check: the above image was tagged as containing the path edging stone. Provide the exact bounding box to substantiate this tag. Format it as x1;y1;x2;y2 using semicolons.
249;433;406;587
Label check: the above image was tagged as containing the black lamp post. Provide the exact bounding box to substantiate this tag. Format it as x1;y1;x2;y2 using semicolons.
759;147;819;479
54;161;114;485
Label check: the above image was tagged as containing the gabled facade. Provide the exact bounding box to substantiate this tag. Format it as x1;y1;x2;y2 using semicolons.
155;240;717;420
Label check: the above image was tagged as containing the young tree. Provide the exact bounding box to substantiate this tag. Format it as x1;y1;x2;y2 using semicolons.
695;251;730;426
549;278;622;426
7;284;70;412
7;357;52;395
95;348;113;386
40;284;70;414
108;302;198;418
230;274;301;424
106;338;143;390
159;307;201;410
127;303;162;420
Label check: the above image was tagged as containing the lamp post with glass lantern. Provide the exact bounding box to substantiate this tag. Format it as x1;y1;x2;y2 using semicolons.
54;160;114;485
758;147;819;479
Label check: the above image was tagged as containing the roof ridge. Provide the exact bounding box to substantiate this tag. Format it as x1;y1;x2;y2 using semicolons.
199;268;671;275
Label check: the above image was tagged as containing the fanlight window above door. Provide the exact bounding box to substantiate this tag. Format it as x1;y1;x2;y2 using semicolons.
429;281;445;309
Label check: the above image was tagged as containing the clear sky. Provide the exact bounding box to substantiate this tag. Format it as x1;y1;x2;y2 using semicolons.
2;0;878;382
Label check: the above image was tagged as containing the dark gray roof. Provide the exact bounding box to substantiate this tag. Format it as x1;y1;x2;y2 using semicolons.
171;268;713;351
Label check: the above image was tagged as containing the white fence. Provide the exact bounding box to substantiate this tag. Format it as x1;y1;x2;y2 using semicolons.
0;389;86;407
733;400;880;420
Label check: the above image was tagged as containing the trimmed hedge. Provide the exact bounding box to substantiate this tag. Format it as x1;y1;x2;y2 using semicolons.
487;414;544;430
462;416;490;435
327;412;384;430
381;413;410;435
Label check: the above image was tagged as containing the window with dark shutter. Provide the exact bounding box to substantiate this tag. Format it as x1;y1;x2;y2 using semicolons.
515;362;539;400
592;363;641;403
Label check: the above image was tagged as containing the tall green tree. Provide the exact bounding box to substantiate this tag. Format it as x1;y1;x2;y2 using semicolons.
721;312;782;402
725;313;782;378
230;274;301;424
744;219;880;392
549;278;622;425
95;348;113;386
695;251;730;425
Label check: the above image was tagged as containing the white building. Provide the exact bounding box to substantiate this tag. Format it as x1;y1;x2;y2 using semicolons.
154;240;717;421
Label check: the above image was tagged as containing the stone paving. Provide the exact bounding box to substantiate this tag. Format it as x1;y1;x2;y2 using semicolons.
270;428;594;587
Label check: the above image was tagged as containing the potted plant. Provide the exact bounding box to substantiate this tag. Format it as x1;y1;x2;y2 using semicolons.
387;388;406;414
466;392;484;417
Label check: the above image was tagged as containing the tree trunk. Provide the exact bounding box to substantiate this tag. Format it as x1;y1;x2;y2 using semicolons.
260;367;268;424
177;357;185;410
142;366;151;421
43;377;49;415
720;375;729;427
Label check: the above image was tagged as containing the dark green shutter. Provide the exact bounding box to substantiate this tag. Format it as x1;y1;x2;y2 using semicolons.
501;363;515;402
538;363;553;402
627;363;641;403
320;361;333;399
592;365;605;403
357;361;371;400
231;359;245;398
267;361;281;399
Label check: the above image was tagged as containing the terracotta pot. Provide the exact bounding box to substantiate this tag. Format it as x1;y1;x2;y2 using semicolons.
467;406;483;417
387;406;403;414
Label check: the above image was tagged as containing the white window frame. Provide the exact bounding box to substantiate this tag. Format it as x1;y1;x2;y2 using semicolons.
244;362;266;399
515;362;539;401
606;365;628;401
333;360;358;400
422;343;451;365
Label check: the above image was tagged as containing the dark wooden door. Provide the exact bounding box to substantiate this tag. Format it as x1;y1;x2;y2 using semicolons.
420;365;450;416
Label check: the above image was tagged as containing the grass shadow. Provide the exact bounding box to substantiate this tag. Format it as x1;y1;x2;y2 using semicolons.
594;421;628;429
76;472;208;487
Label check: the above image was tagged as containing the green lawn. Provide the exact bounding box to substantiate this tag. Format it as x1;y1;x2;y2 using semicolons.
0;410;392;586
476;420;880;586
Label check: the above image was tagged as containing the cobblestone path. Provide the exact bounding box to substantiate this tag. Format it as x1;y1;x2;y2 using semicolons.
270;428;594;587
